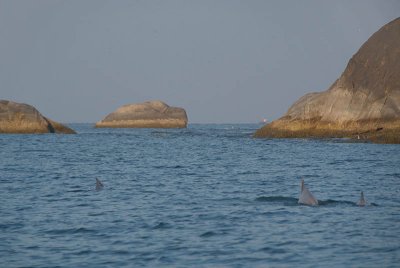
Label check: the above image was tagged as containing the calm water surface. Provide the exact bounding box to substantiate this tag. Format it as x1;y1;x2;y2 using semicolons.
1;124;399;267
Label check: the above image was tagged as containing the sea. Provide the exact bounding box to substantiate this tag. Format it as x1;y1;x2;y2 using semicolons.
1;123;399;267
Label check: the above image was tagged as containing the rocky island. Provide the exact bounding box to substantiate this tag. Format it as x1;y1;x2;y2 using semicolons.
254;18;400;143
95;100;188;128
0;100;76;134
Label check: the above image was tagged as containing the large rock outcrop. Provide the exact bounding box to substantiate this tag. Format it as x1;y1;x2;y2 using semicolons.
95;100;188;128
255;17;400;143
0;100;76;134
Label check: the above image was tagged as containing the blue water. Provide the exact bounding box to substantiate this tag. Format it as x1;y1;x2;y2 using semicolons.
1;124;399;267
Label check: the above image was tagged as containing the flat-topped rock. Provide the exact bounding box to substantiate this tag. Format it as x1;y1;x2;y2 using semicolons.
95;101;188;128
255;18;400;143
0;100;76;134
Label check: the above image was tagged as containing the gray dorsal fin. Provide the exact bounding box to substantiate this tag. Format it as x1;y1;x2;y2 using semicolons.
298;178;318;206
357;191;366;206
96;178;104;190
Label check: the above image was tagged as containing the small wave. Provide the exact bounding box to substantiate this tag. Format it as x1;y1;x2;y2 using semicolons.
255;196;297;202
259;246;287;254
200;231;217;238
75;249;93;256
45;227;96;235
75;203;91;207
24;245;40;250
87;212;106;216
237;171;260;175
112;250;131;255
255;196;298;205
172;165;184;169
157;256;174;263
67;185;90;193
16;206;33;211
66;189;88;193
152;222;171;230
255;196;378;206
318;199;378;206
0;223;24;231
318;199;357;206
71;227;97;234
153;165;185;169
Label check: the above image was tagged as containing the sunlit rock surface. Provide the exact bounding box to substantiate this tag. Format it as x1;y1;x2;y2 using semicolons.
255;18;400;143
95;100;188;128
0;100;76;134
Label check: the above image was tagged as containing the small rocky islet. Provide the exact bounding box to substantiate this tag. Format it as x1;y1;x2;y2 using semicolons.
254;17;400;144
2;18;399;143
0;100;75;134
0;100;188;133
95;100;188;129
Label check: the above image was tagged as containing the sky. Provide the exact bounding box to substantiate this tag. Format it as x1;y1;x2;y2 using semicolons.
0;0;399;123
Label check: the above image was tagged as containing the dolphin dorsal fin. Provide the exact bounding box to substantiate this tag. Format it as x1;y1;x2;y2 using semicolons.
357;191;366;206
298;178;318;206
96;178;104;190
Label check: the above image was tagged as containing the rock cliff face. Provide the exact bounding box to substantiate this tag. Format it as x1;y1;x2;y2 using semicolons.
95;101;188;128
255;17;400;143
0;100;76;134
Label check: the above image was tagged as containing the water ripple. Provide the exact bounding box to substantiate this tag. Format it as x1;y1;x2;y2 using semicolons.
0;124;399;267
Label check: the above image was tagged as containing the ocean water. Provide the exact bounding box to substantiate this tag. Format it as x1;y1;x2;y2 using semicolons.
1;124;399;267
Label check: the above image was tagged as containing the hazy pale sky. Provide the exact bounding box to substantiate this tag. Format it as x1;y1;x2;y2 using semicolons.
1;0;399;123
